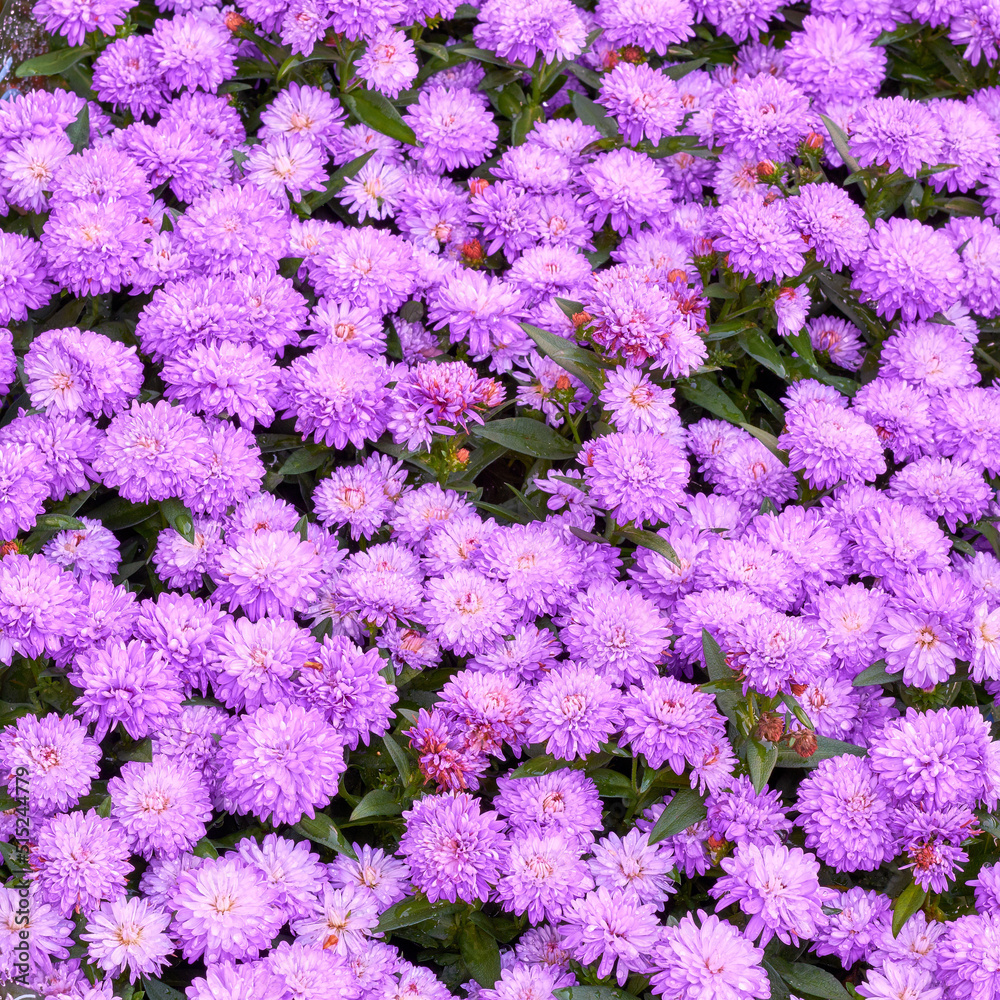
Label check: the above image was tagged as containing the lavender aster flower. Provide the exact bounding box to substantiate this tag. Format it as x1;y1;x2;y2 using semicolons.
108;758;212;860
150;9;238;93
651;909;770;1000
789;183;869;272
594;0;695;54
400;791;506;904
0;712;99;818
474;0;587;65
711;842;835;946
715;198;806;282
171;855;283;964
796;755;893;872
34;0;137;46
244;134;329;202
82;896;172;983
92;35;168;118
30;809;133;917
560;886;660;986
580;149;672;235
850;96;945;175
598;63;685;146
215;704;347;825
405;86;499;173
0;232;55;323
713;74;813;161
497;829;593;923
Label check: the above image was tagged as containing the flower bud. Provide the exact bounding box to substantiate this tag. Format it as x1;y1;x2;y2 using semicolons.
224;11;248;31
792;731;818;759
756;712;785;743
468;177;490;197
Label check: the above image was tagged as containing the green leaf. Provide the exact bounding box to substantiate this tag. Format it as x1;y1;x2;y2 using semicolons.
509;753;570;778
141;979;186;1000
117;738;153;763
619;526;681;568
647;788;707;844
570;92;619;139
554;988;642;1000
89;497;158;531
763;961;792;1000
377;894;464;933
819;113;861;174
663;57;708;80
520;322;607;395
193;837;219;859
473;417;578;459
33;514;85;531
678;376;745;424
766;958;851;1000
702;629;731;682
350;788;402;822
774;736;867;768
340;89;416;145
416;40;450;62
303;149;376;212
740;328;788;379
892;881;926;938
159;497;195;544
66;103;91;153
382;734;411;783
589;768;633;799
293;813;358;859
939;196;985;218
852;659;895;687
744;739;778;792
460;920;502;988
278;447;329;475
16;45;93;77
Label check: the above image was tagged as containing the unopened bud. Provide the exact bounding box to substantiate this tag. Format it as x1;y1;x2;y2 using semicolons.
620;45;645;64
665;267;688;284
555;374;571;391
461;238;484;263
789;682;808;696
0;540;19;558
224;10;248;31
756;712;785;743
602;49;620;71
756;160;777;180
804;131;825;150
468;177;490;197
455;448;470;465
571;311;592;330
792;731;818;759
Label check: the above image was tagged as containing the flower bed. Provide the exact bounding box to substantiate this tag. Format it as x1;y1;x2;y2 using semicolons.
2;2;1000;999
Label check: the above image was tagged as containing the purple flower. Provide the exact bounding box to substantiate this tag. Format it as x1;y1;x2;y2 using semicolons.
580;149;672;235
34;0;136;46
560;886;660;986
71;639;184;743
30;810;133;917
267;939;359;998
496;828;593;923
796;755;893;872
858;962;943;1000
237;832;327;922
600;368;682;435
82;896;172;983
853;217;963;322
150;9;237;93
706;775;792;849
474;0;587;64
850;96;945;175
329;843;410;912
423;568;517;656
598;63;685;146
714;197;806;282
869;706;994;810
245;134;329;201
593;0;695;53
400;791;506;904
291;882;377;954
42;517;120;580
711;842;835;946
620;675;723;771
170;855;284;964
216;704;347;825
177;183;290;277
590;828;675;905
807;316;866;369
779;398;887;489
0;232;55;323
526;662;623;760
404;85;499;173
651;909;770;1000
813;886;891;968
213;528;323;621
713;74;814;162
108;758;212;860
0;712;99;819
291;635;397;748
92;35;168;118
428;268;526;361
789;182;870;272
41;198;148;297
849;498;952;582
785;16;886;102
